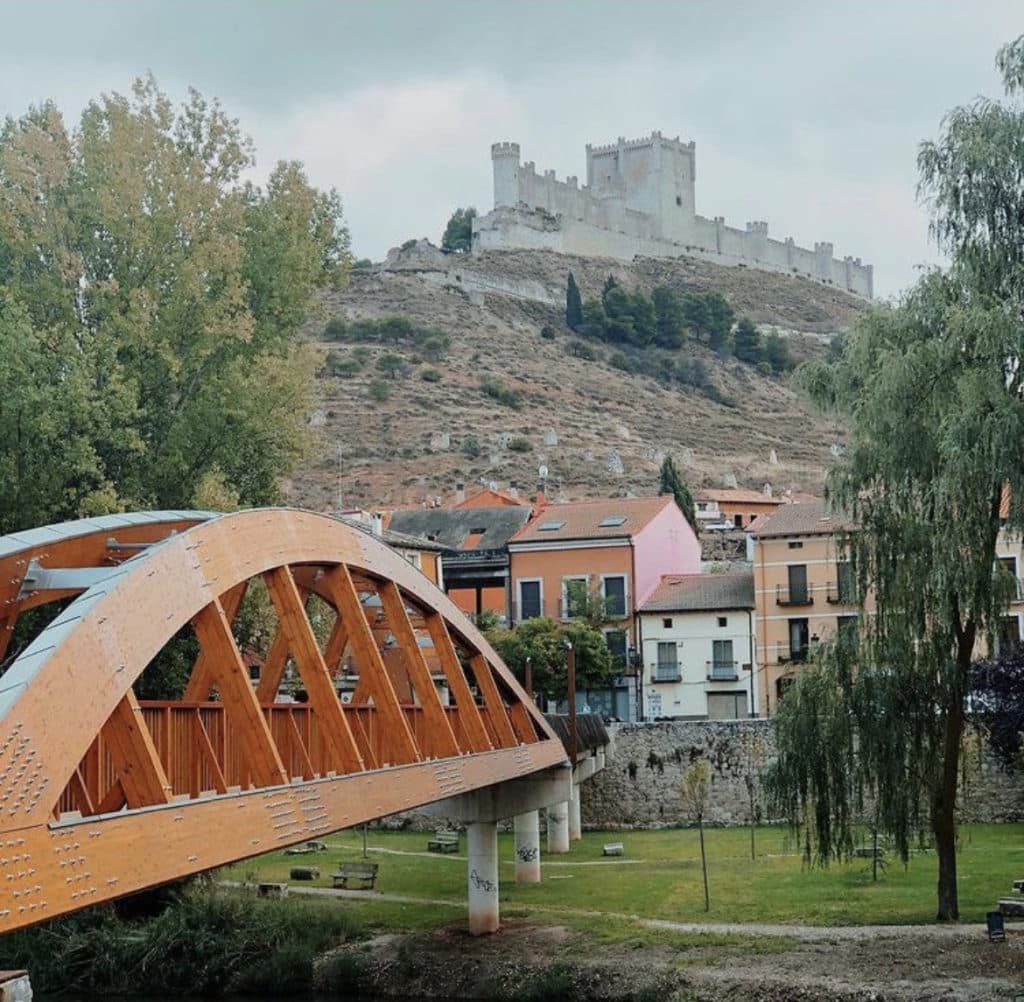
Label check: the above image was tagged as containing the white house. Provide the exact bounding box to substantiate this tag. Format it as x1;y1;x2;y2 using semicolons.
638;572;756;720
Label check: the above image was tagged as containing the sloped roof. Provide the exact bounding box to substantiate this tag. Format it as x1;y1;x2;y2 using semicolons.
509;496;674;545
388;505;533;551
747;498;844;538
695;487;781;505
640;572;754;612
455;487;526;508
338;516;448;552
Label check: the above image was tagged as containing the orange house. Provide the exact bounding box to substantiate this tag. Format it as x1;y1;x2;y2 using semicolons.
695;487;786;530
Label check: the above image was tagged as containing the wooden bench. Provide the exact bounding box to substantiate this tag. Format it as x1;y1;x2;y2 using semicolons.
853;846;886;859
1012;878;1024;893
602;842;624;857
332;861;379;890
289;866;320;881
257;882;289;897
998;897;1024;918
427;831;460;853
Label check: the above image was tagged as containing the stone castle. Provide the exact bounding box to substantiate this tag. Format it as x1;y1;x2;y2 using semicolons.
471;131;873;299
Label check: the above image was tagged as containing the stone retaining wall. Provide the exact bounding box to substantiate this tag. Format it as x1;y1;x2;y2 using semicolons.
581;720;1024;828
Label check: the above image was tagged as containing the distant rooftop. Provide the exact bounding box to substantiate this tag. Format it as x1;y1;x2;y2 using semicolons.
641;572;754;613
747;499;846;538
388;505;532;551
510;496;673;545
695;487;782;505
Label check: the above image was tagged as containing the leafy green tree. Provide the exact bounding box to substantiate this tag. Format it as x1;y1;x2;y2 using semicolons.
768;257;1024;920
566;272;583;330
682;292;734;350
652;285;685;349
658;455;698;535
732;317;763;364
485;617;615;702
764;332;793;373
441;206;476;253
0;77;349;528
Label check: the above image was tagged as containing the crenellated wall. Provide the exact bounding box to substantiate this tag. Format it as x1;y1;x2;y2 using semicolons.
475;133;874;299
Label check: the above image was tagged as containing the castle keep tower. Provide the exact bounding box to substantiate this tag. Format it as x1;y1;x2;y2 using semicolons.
491;142;521;209
473;132;873;299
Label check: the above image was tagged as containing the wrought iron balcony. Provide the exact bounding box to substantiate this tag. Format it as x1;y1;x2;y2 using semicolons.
706;660;739;681
652;664;682;683
776;584;813;607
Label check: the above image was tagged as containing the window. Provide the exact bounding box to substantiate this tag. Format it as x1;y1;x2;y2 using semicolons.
662;617;673;629
836;560;855;603
711;639;735;678
788;618;809;662
518;580;542;620
999;615;1021;654
248;664;261;683
655;641;679;681
707;692;746;720
562;576;589;619
538;520;565;531
787;564;809;604
598;515;626;528
602;575;627;618
605;629;627;672
733;514;743;528
999;556;1021;600
676;195;682;206
788;540;803;550
717;616;728;628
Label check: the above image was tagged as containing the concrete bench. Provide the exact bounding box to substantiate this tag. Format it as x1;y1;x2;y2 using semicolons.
602;842;624;857
853;846;886;859
257;882;289;897
284;840;328;856
289;866;320;880
999;897;1024;918
1012;878;1024;893
427;831;460;853
332;861;379;890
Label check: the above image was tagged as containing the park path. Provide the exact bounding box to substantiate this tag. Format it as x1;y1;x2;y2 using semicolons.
225;880;989;943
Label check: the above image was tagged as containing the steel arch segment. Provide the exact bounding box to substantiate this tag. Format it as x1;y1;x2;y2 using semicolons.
0;509;558;831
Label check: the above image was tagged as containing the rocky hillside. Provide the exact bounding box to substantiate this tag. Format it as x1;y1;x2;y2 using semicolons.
289;245;868;510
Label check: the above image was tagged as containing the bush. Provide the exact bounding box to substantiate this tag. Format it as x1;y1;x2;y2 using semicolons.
420;367;442;382
507;436;533;452
756;360;773;377
322;317;449;356
462;435;482;458
480;378;523;409
609;351;633;372
368;379;389;402
540;324;557;340
352;258;373;270
569;340;599;361
324;351;361;378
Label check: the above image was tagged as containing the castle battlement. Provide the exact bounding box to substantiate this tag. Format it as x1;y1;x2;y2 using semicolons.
475;132;873;299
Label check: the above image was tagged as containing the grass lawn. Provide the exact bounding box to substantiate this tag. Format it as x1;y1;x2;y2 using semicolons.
226;822;1024;929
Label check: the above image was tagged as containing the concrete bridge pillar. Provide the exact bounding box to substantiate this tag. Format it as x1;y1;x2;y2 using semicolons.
513;810;541;883
467;820;499;935
547;801;570;853
569;782;582;841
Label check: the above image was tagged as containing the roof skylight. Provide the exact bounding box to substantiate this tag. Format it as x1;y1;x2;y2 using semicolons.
538;520;566;531
598;515;627;527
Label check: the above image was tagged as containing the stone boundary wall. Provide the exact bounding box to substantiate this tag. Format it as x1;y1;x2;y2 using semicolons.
581;720;1024;829
474;209;873;299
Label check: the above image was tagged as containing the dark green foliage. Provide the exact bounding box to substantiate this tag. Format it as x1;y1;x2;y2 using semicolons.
419;368;442;382
376;352;405;378
485;617;615;702
461;435;482;458
324;350;361;377
352;257;373;270
480;378;523;409
507;436;533;452
323;316;449;356
566;272;583;330
764;332;794;372
0;885;362;995
652;285;686;348
569;340;599;361
441;206;476;253
658;455;698;535
609;351;633;372
681;291;735;349
368;379;389;402
970;652;1024;770
540;324;557;340
732;317;764;364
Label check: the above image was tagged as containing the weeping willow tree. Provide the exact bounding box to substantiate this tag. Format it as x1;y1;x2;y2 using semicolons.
767;36;1024;922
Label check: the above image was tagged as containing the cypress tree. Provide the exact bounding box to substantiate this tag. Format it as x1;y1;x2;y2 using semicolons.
659;455;698;536
566;272;583;330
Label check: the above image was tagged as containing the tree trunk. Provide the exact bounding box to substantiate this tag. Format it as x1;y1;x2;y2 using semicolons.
698;816;710;912
932;671;966;922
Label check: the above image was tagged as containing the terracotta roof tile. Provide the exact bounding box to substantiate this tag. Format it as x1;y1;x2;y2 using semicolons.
695;488;781;505
747;498;847;538
641;572;754;612
509;496;674;544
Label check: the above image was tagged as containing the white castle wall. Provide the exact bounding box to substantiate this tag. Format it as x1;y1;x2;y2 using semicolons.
477;133;873;299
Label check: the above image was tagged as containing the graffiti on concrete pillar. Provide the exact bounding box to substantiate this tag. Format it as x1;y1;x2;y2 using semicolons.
516;845;539;862
469;868;497;893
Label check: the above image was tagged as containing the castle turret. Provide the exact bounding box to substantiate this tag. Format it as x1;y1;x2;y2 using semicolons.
491;142;521;209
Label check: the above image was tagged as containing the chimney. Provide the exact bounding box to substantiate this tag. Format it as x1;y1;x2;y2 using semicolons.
455;481;465;504
763;482;773;498
371;512;383;537
509;480;519;498
535;482;548;508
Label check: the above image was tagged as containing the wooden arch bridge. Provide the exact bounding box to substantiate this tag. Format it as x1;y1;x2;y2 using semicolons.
0;509;573;933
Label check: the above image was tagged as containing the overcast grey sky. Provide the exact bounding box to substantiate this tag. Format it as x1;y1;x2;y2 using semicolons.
1;1;1021;297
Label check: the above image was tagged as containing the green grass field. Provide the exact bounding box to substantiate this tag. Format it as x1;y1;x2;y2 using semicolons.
227;822;1024;929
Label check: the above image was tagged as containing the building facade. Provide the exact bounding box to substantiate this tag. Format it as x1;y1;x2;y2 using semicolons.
508;496;701;720
695;487;786;531
748;500;858;715
638;572;756;720
473;132;873;298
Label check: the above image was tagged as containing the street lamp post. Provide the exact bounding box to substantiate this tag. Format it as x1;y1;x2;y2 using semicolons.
565;640;577;764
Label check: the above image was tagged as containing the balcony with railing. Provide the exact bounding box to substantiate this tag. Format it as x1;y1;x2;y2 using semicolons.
775;583;813;607
652;660;682;684
773;644;809;665
825;581;856;605
706;659;739;682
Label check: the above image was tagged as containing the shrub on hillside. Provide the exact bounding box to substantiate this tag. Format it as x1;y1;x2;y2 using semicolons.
507;436;533;452
420;368;442;382
540;324;557;340
480;378;523;410
368;379;389;402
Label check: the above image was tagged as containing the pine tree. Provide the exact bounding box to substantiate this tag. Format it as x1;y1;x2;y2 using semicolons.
732;317;763;364
659;455;698;536
566;272;583;330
